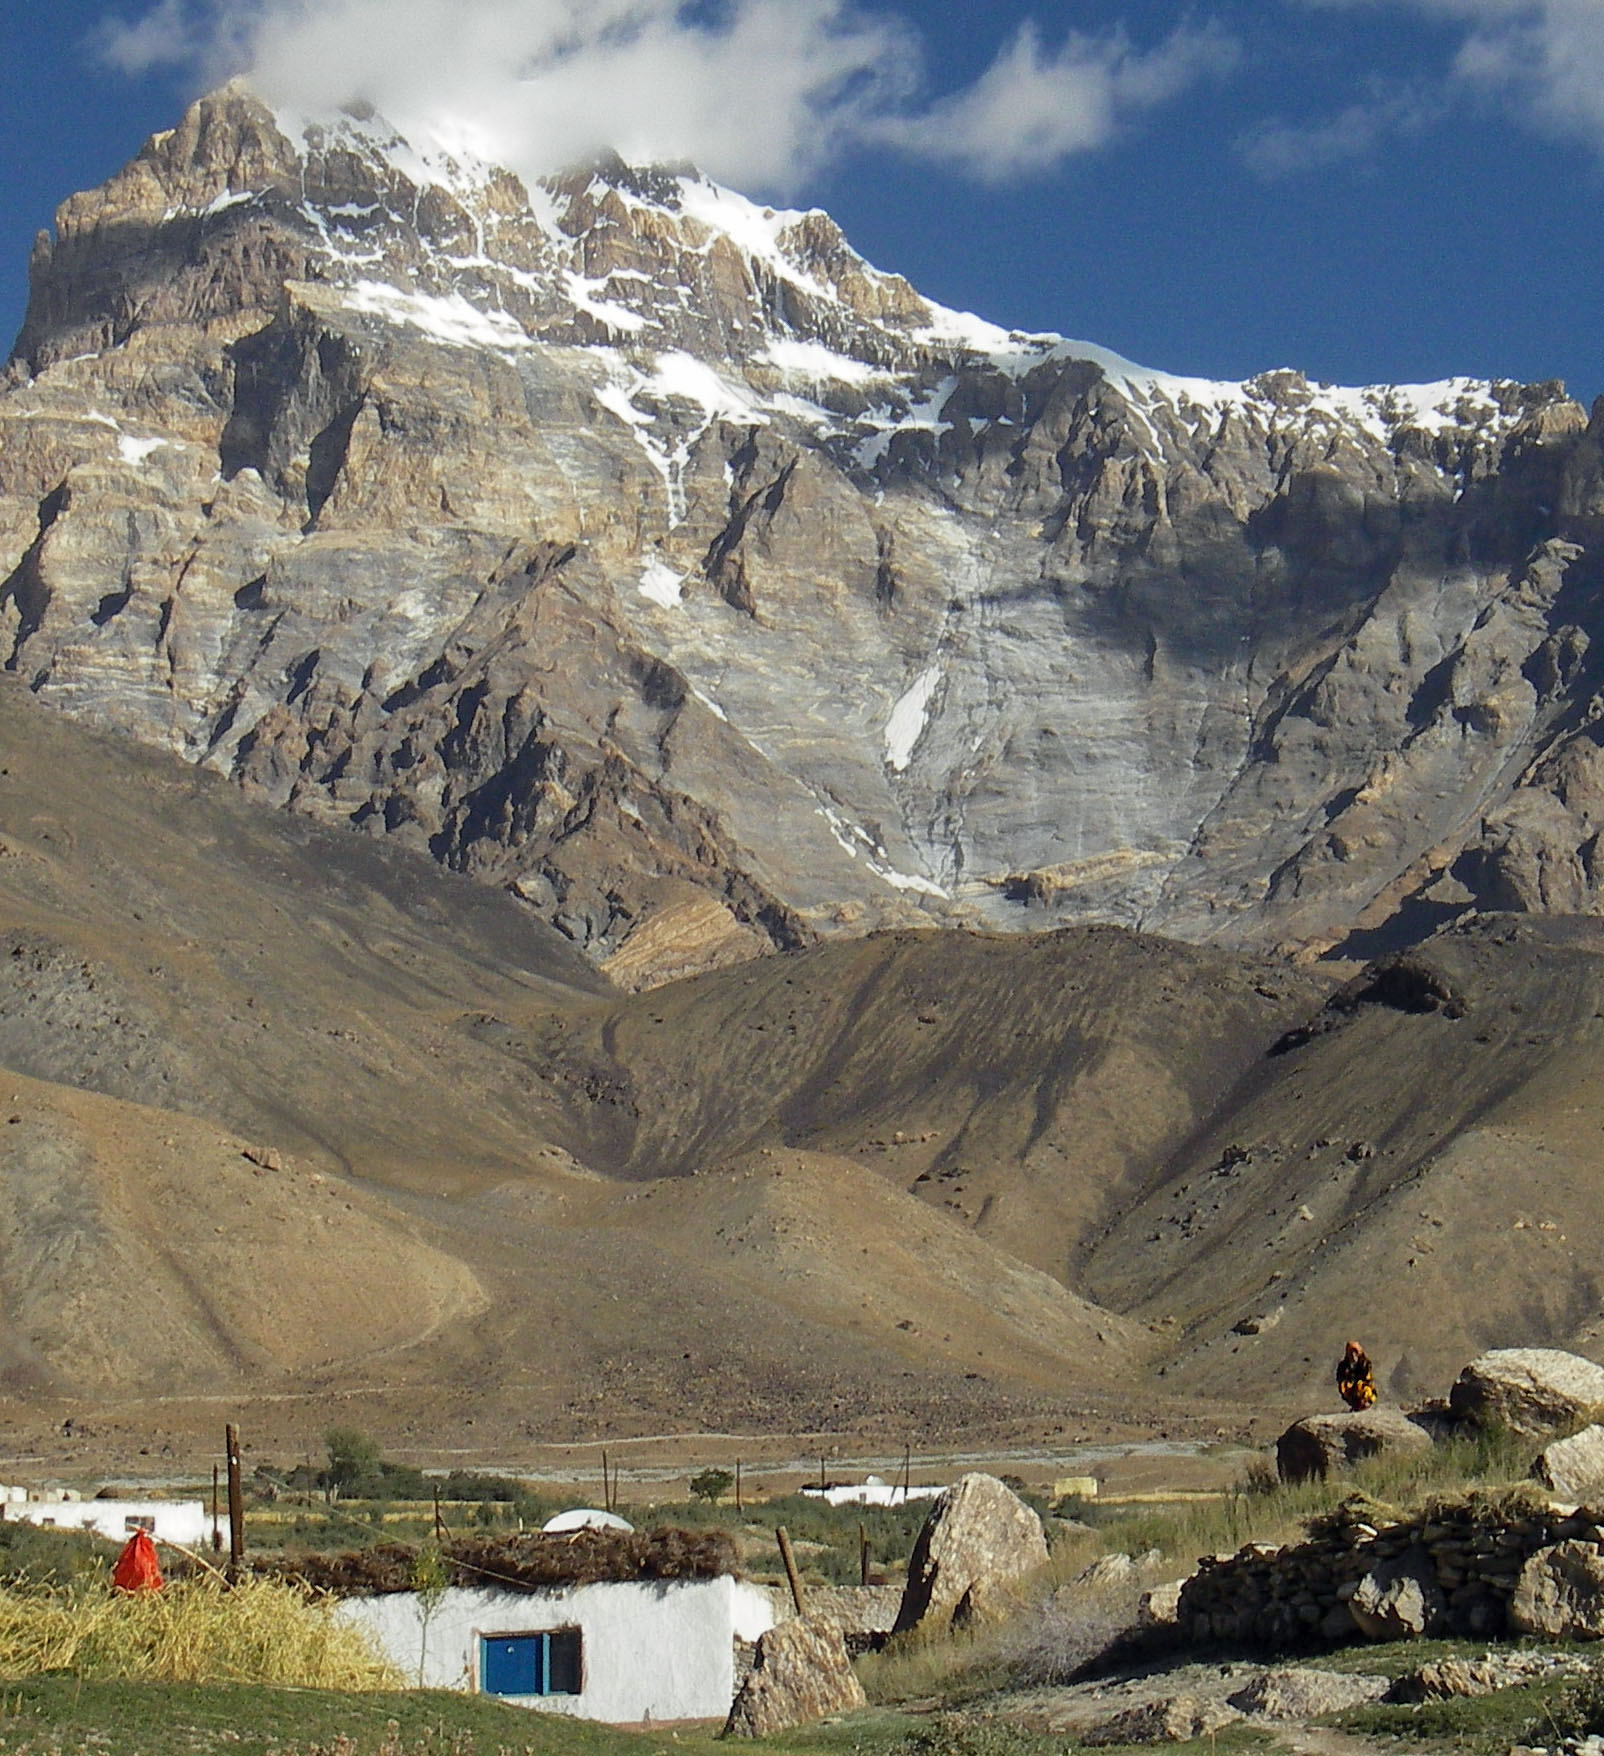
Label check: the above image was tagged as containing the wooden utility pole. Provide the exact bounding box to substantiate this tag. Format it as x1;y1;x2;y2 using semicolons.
775;1526;806;1617
860;1521;870;1587
211;1465;221;1553
734;1458;742;1512
901;1443;912;1503
601;1449;611;1513
224;1423;245;1582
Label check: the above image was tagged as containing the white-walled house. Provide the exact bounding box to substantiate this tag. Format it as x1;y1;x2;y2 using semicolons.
0;1498;208;1546
801;1474;943;1508
337;1573;775;1722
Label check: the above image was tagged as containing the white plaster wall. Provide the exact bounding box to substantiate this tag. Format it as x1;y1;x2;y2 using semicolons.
2;1501;208;1545
731;1579;778;1643
339;1575;775;1722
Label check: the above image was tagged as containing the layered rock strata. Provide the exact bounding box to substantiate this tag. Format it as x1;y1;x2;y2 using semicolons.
7;84;1604;979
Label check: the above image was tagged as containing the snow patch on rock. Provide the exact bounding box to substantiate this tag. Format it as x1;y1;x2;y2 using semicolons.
341;281;530;352
885;667;943;772
638;559;685;608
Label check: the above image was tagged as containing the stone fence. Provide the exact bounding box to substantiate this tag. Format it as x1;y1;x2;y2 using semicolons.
1177;1493;1604;1648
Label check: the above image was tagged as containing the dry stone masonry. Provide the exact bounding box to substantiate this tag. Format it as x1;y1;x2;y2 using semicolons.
1178;1493;1604;1648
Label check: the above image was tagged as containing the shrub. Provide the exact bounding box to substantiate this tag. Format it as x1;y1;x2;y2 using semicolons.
688;1469;734;1504
436;1471;526;1503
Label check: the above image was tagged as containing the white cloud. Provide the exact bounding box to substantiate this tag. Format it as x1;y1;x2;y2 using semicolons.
97;0;217;74
870;19;1237;181
1440;0;1604;145
1272;0;1604;159
1239;83;1443;178
95;0;1235;192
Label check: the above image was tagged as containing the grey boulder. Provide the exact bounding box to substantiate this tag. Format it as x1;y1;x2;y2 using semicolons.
723;1616;866;1738
1449;1349;1604;1438
1275;1407;1433;1483
1228;1667;1390;1719
892;1472;1048;1635
1081;1695;1240;1746
1533;1424;1604;1499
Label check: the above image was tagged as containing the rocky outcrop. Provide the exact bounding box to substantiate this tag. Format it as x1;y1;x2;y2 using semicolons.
892;1472;1048;1635
5;85;1604;980
1276;1408;1434;1483
723;1616;866;1738
1509;1540;1604;1638
1385;1652;1586;1701
768;1584;902;1639
1081;1695;1240;1746
1449;1349;1604;1438
1228;1667;1389;1718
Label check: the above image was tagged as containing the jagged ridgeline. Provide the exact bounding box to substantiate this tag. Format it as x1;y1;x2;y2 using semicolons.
5;81;1604;987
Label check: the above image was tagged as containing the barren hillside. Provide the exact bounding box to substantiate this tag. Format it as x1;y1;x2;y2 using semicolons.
0;681;1602;1474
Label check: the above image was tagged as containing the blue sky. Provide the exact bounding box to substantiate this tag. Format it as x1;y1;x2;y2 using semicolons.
3;0;1601;402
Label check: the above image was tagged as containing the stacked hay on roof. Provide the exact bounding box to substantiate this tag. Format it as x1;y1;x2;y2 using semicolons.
249;1526;741;1596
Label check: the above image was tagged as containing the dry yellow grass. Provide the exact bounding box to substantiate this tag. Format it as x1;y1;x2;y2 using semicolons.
0;1577;398;1689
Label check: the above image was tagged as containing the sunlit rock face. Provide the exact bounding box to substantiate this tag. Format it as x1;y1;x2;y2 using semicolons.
5;81;1604;985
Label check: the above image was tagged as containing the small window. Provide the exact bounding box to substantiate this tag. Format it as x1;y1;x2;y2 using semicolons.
481;1630;582;1697
124;1515;155;1533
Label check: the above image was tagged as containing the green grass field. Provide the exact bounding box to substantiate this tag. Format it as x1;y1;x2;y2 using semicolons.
0;1679;1011;1756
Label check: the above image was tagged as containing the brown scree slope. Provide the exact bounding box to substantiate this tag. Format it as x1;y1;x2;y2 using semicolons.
0;681;1603;1464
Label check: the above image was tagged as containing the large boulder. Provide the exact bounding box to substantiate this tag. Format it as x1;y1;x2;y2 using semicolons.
892;1472;1048;1635
1275;1407;1433;1483
1510;1541;1604;1639
723;1616;866;1738
1449;1349;1604;1438
1533;1424;1604;1499
1349;1544;1446;1640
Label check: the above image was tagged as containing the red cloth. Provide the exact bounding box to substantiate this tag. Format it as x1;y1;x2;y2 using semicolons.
111;1528;163;1592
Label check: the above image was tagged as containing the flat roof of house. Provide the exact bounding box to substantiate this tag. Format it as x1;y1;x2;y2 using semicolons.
252;1526;741;1596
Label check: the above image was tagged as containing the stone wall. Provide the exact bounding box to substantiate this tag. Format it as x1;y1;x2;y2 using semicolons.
1178;1495;1604;1648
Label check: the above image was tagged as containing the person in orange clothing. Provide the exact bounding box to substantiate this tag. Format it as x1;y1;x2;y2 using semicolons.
111;1527;163;1592
1336;1340;1377;1411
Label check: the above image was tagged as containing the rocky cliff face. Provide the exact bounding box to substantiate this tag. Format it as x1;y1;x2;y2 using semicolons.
6;82;1604;984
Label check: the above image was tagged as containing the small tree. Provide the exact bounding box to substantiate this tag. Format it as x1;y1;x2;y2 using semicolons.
323;1426;381;1503
689;1467;734;1504
410;1543;449;1687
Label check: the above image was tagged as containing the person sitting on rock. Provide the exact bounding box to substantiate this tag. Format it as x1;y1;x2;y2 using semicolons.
1336;1340;1377;1411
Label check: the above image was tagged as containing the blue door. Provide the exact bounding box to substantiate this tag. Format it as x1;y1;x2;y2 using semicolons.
482;1634;540;1696
480;1630;582;1697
